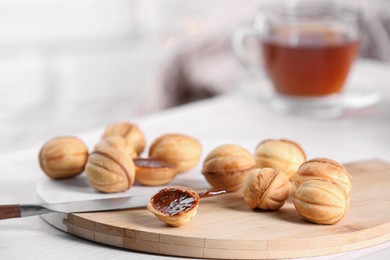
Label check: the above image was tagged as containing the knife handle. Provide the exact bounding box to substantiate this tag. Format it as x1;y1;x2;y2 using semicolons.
0;204;21;220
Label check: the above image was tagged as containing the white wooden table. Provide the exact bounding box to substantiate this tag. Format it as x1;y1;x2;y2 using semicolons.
1;59;390;259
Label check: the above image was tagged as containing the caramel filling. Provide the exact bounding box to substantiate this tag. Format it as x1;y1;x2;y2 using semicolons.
151;188;198;216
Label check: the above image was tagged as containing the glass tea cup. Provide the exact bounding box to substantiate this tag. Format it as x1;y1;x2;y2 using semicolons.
232;0;378;118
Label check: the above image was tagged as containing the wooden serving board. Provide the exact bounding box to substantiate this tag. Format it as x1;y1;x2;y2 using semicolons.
43;160;390;259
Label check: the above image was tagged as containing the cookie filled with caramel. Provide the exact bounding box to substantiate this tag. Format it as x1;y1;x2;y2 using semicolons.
147;186;200;227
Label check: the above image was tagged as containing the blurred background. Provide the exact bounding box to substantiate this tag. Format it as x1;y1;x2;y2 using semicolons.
1;0;390;153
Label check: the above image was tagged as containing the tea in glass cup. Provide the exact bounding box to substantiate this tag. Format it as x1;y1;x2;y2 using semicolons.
232;0;372;117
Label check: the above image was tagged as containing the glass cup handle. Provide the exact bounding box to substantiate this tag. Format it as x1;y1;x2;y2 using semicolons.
231;24;274;102
231;26;264;77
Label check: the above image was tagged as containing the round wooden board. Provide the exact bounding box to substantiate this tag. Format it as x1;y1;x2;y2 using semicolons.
41;160;390;259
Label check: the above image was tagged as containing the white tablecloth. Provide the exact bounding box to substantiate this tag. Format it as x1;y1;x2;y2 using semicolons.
1;59;390;259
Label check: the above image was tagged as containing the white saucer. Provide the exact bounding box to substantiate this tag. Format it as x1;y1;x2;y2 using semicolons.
235;77;381;119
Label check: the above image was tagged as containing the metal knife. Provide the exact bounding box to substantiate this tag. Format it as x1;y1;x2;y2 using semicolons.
0;188;227;220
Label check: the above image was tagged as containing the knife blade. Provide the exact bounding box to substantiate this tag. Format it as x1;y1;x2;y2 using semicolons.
0;195;150;220
0;188;227;220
